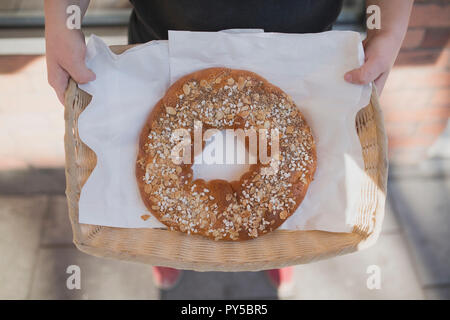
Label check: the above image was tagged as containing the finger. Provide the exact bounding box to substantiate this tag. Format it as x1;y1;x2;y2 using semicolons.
344;57;383;85
48;63;70;105
362;37;369;48
374;71;390;95
65;58;96;84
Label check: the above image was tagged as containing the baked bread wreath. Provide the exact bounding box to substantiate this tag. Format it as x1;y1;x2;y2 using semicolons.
136;68;316;241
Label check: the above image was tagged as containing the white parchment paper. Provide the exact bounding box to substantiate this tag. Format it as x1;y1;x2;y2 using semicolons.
78;30;371;232
78;36;168;228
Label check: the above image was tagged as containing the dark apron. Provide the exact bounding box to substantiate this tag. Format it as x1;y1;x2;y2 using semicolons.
128;0;344;44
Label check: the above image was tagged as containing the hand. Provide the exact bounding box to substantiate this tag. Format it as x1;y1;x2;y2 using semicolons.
344;32;403;95
45;27;95;104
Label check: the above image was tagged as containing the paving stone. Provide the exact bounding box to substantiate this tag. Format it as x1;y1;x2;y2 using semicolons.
0;168;65;195
41;196;73;245
0;196;48;299
423;286;450;300
29;248;158;300
292;234;424;299
389;160;450;179
382;194;400;234
388;177;450;287
161;271;277;300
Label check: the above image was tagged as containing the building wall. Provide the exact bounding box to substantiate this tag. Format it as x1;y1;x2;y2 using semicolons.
381;0;450;164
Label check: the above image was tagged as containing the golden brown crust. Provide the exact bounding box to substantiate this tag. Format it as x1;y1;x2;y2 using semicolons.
136;68;316;241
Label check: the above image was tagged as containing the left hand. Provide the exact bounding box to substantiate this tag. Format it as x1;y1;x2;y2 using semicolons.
344;32;402;95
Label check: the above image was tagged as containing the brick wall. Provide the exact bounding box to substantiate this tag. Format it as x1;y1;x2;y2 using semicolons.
380;0;450;164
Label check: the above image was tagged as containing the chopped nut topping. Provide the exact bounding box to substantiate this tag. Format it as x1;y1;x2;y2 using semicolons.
238;110;249;118
280;210;288;220
165;106;177;115
183;83;190;95
237;77;246;90
215;110;224;120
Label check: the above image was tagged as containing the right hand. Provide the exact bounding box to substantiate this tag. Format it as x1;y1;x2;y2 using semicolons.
45;27;95;104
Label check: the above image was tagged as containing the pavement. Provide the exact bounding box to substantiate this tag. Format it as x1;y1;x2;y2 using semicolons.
2;162;449;299
0;36;449;300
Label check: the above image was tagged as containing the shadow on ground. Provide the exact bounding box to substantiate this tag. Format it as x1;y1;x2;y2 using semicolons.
159;271;278;300
388;164;450;299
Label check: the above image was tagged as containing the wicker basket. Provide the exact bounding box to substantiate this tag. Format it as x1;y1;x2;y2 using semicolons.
63;45;388;272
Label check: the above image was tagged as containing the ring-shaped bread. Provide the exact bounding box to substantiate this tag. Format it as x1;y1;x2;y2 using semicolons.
137;68;316;240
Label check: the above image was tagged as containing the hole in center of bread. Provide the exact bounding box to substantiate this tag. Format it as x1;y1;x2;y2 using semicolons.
192;129;251;182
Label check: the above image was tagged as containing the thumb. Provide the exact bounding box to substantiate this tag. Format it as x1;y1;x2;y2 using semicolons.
65;59;96;84
344;57;381;85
